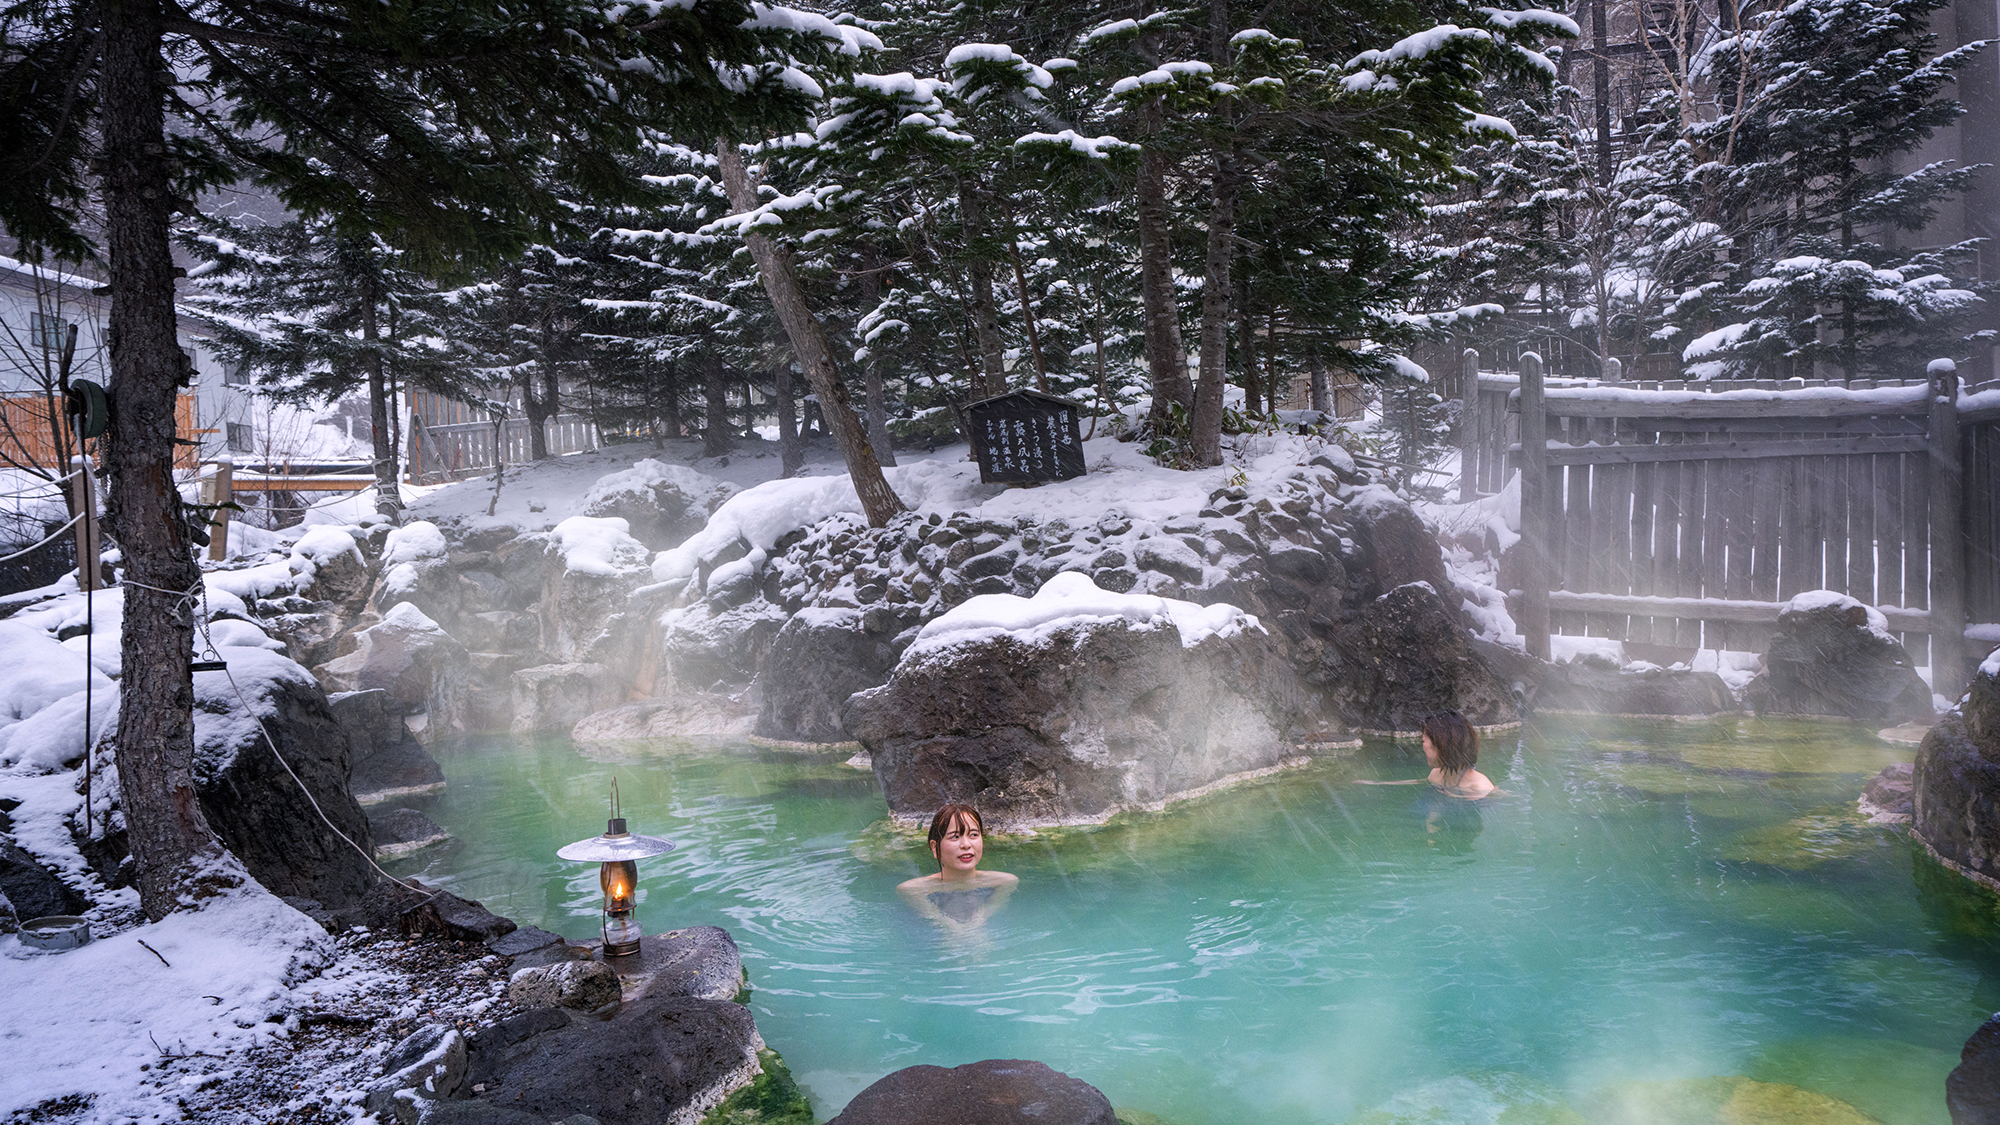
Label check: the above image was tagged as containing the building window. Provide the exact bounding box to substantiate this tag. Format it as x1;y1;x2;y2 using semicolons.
226;422;254;453
224;359;253;386
30;312;69;351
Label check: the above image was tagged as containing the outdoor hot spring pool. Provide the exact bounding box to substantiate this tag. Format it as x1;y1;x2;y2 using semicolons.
396;717;1997;1124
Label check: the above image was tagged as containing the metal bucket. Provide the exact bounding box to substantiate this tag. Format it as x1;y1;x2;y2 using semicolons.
19;915;91;952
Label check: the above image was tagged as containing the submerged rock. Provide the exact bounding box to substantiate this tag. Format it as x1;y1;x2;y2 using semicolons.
844;574;1310;829
1745;593;1933;724
1913;650;2000;890
828;1059;1117;1125
369;807;451;859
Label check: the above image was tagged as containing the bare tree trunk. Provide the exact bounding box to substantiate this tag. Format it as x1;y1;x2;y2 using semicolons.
703;354;733;457
361;296;400;519
1308;350;1332;416
775;366;803;478
857;246;896;465
717;140;904;526
1236;274;1260;419
1136;96;1193;426
100;0;238;921
1000;211;1049;392
1188;0;1237;467
519;367;552;461
957;178;1007;399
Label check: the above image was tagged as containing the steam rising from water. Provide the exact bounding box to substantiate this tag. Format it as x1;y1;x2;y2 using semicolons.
414;720;1974;1124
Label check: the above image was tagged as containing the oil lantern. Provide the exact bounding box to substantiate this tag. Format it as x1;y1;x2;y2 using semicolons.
557;781;675;957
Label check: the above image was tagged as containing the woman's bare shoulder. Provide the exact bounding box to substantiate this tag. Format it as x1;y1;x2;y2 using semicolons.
897;874;940;895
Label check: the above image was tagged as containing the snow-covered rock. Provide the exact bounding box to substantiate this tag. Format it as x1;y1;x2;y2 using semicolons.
315;603;470;742
1744;591;1931;723
194;646;377;908
843;573;1310;829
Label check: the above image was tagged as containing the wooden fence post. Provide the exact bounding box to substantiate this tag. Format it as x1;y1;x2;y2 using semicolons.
1460;348;1479;503
1929;359;1967;700
1518;352;1551;660
201;461;233;562
406;410;424;485
69;455;99;592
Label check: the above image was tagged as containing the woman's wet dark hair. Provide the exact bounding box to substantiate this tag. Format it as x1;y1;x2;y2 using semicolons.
1419;711;1480;774
927;803;984;867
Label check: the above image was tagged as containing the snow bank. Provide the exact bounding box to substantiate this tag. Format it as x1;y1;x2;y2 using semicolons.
550;516;650;576
906;570;1259;660
0;882;332;1121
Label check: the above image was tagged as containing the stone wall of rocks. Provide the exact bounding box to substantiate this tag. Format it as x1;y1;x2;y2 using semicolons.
653;455;1516;742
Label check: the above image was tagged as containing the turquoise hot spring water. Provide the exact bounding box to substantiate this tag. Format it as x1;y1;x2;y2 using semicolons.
397;716;1998;1124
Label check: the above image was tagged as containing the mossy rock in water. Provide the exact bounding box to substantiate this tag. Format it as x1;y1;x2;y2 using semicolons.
1586;1076;1882;1125
1747;1035;1961;1125
1114;1109;1179;1125
1720;807;1884;870
699;1048;813;1125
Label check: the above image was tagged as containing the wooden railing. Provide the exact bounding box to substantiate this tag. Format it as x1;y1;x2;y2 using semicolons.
405;411;599;483
1475;351;1997;697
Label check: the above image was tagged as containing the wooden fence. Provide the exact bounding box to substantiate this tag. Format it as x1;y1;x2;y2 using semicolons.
1462;348;2000;697
406;410;599;484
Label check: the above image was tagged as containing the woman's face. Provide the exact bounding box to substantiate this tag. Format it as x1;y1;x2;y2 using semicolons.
1422;733;1440;769
933;816;984;875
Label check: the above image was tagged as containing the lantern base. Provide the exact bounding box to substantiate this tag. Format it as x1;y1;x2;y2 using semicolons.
603;936;642;957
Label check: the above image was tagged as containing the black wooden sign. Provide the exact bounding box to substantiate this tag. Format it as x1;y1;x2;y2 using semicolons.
964;389;1087;484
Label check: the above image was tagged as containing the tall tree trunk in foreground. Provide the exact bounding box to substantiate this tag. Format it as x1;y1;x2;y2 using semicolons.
1136;96;1193;428
101;0;238;920
716;140;904;525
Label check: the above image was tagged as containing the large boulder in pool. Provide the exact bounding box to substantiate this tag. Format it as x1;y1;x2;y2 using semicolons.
842;573;1311;829
1913;648;2000;890
1744;591;1933;723
829;1059;1117;1125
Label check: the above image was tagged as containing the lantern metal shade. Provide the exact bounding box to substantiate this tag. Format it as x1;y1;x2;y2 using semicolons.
556;830;677;862
559;817;676;958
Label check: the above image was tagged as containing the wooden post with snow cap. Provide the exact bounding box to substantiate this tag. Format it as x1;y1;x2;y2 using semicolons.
1518;352;1551;661
1928;358;1967;700
1459;348;1479;502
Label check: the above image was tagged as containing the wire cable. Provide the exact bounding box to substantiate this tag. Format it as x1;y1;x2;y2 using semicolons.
187;585;433;897
0;511;84;563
